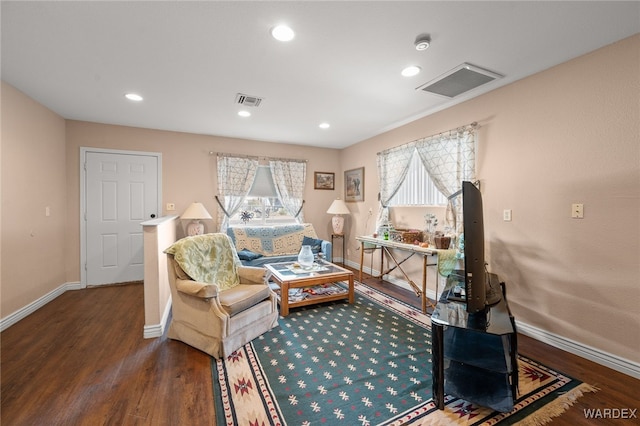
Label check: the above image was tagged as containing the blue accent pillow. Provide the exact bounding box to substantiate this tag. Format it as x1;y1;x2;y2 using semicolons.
237;249;263;261
302;236;323;254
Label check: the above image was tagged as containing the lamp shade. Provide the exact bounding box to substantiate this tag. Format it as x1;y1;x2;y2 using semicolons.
181;202;213;220
249;166;278;197
326;199;350;215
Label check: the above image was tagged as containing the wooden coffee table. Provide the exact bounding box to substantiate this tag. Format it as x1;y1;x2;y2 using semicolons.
265;260;354;316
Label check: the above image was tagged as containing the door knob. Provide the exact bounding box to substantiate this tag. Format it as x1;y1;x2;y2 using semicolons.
150;214;156;218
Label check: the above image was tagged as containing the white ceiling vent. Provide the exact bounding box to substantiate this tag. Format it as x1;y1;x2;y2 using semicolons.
235;93;263;107
417;63;503;98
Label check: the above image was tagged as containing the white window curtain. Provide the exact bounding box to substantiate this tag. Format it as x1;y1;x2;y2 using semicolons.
415;124;477;231
375;143;416;231
270;159;306;223
216;154;259;232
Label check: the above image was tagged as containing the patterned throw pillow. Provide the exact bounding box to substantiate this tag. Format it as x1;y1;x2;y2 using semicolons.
302;236;323;253
237;249;263;261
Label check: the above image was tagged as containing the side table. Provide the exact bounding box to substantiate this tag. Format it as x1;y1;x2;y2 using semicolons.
331;233;345;265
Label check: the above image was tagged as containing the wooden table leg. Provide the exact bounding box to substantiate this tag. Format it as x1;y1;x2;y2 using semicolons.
280;281;289;316
348;274;355;304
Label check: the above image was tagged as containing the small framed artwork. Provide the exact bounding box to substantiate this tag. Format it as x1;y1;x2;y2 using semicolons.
314;172;335;190
344;167;364;202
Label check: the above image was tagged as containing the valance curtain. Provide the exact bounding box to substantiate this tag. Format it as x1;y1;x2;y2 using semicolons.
216;154;259;232
375;143;415;231
270;159;306;223
415;126;476;232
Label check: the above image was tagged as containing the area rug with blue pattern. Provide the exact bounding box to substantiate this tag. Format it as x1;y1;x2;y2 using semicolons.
212;281;596;425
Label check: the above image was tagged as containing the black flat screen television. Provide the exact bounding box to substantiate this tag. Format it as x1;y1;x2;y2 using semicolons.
447;181;502;314
462;181;487;313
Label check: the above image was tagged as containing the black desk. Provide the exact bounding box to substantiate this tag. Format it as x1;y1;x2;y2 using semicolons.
431;273;518;412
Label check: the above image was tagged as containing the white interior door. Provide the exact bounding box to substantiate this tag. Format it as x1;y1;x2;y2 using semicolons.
85;151;159;286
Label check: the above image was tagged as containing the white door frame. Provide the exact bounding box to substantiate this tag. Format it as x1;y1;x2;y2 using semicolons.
80;147;162;287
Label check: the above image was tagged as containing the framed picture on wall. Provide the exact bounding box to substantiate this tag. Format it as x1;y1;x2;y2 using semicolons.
344;167;364;202
314;172;335;190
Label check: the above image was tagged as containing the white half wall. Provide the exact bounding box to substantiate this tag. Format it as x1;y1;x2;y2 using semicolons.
142;215;179;338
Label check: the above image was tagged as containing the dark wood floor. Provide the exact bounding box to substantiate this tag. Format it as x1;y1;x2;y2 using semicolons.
2;272;638;425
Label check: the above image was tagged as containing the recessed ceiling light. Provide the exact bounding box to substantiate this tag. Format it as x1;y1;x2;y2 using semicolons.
238;110;251;117
125;93;143;101
401;66;421;77
271;24;295;42
319;122;330;129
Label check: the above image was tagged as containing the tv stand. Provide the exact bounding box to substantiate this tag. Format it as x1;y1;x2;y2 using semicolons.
431;273;518;412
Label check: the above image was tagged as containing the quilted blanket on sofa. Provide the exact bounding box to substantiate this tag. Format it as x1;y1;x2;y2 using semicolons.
227;224;317;257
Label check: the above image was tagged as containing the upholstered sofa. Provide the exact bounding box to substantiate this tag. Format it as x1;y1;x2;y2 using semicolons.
226;223;332;266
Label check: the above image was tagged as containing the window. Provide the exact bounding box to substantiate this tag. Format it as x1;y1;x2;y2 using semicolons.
228;166;297;225
389;153;447;206
229;196;296;225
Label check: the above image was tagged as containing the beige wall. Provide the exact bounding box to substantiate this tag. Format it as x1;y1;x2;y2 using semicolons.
1;82;67;317
64;120;343;283
341;35;640;364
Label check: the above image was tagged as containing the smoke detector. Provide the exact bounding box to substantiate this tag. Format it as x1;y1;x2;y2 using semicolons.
235;93;263;107
414;34;431;51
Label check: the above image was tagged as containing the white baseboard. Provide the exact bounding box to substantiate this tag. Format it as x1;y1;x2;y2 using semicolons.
2;280;173;339
143;296;172;339
345;258;640;379
516;321;640;379
143;324;163;338
0;281;83;332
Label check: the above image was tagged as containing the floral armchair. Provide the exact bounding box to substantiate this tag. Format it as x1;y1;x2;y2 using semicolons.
164;233;278;358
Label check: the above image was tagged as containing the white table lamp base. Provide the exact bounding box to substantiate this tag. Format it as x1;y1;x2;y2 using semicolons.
187;220;204;236
332;215;344;235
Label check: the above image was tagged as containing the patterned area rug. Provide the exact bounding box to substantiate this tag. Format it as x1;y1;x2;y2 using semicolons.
212;282;597;425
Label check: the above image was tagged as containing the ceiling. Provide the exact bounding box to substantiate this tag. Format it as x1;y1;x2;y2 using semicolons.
2;1;639;149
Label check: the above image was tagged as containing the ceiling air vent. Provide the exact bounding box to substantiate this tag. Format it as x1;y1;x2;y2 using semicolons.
235;93;263;107
417;63;503;98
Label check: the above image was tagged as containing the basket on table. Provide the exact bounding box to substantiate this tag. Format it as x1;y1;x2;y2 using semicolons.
389;229;422;244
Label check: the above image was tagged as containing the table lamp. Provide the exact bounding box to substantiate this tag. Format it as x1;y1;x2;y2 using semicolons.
181;202;212;236
326;199;350;235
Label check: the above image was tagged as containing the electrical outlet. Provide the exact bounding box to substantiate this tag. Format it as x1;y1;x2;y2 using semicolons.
166;203;176;211
571;203;584;219
503;209;512;221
